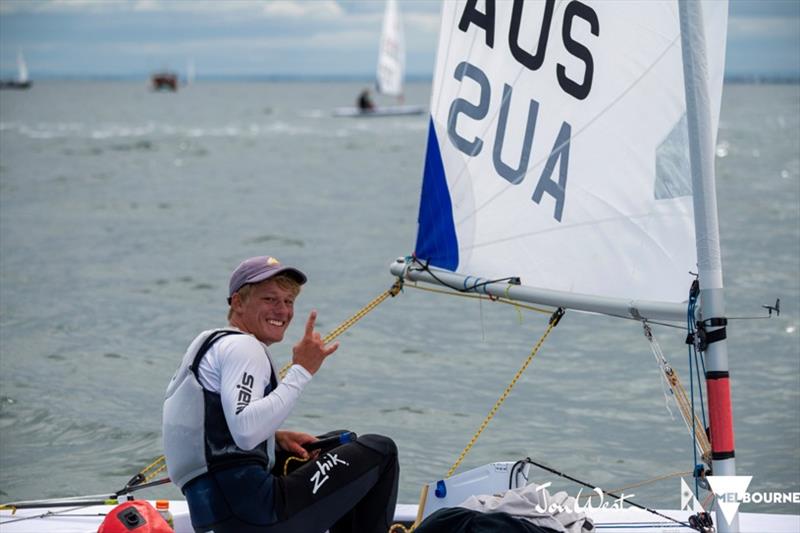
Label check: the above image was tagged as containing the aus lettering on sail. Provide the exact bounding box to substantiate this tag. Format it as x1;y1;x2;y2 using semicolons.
445;0;599;222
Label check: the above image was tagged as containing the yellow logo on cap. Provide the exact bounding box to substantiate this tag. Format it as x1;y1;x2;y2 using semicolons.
267;257;280;266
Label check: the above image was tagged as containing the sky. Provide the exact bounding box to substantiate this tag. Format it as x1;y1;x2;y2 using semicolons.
0;0;798;80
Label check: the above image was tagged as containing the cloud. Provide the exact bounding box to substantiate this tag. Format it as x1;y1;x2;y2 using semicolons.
2;0;349;17
728;16;800;39
262;0;344;19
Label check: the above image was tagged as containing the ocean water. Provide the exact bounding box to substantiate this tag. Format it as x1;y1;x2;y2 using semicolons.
1;81;798;517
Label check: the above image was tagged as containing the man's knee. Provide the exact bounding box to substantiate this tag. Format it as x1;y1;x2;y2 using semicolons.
357;434;398;459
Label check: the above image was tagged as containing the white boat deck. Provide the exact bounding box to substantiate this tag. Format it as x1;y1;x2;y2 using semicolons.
1;500;798;533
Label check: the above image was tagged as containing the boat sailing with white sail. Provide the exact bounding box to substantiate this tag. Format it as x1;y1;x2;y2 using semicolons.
334;0;424;117
1;1;797;532
0;49;31;90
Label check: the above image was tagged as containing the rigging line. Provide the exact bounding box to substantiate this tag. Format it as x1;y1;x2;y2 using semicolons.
643;322;711;461
408;257;523;296
1;457;170;510
687;284;703;498
404;282;553;315
644;322;677;419
279;280;403;379
1;492;115;506
693;344;708;431
0;505;107;526
0;478;172;512
577;470;694;500
444;308;564;479
524;458;696;530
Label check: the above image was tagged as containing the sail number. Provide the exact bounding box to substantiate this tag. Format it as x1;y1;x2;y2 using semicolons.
447;0;599;223
458;0;598;100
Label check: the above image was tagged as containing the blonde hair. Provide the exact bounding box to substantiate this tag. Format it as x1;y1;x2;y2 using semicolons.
227;274;302;321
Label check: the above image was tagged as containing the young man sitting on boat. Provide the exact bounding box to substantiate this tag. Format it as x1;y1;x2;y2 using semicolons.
162;255;399;533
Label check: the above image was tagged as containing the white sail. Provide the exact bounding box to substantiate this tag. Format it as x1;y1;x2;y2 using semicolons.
16;49;28;84
413;0;727;305
376;0;406;97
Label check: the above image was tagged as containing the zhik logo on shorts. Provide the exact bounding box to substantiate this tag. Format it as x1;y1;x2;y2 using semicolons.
310;452;350;494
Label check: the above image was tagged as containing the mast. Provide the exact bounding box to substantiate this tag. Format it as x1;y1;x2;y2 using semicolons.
678;2;738;532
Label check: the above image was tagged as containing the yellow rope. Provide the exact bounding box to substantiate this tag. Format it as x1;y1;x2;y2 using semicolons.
665;366;712;461
643;323;712;461
140;455;165;478
278;280;403;379
283;456;309;476
444;308;564;479
144;461;167;482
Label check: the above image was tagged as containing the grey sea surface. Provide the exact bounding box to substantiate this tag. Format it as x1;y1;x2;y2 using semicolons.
0;81;798;516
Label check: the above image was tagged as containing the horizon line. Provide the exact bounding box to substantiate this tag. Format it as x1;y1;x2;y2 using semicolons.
1;73;799;84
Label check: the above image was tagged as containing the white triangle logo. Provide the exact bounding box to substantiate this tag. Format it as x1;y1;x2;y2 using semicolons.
681;478;705;512
706;475;752;525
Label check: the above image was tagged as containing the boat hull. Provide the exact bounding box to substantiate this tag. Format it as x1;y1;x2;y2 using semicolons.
2;500;798;533
333;105;425;117
0;81;31;90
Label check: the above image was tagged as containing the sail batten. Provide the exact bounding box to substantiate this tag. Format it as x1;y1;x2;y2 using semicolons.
411;0;727;305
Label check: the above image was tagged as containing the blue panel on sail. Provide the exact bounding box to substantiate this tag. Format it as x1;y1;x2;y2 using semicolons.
414;119;458;271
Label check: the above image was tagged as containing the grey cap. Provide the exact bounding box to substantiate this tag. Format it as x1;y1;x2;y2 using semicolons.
228;256;307;302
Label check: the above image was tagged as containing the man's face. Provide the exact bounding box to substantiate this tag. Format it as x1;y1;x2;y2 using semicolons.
232;279;295;345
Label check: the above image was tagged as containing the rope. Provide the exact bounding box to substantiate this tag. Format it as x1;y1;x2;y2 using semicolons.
578;470;693;500
279;280;403;379
444;308;564;479
394;308;563;532
139;455;167;483
643;323;711;462
404;282;553;315
283;456;309;476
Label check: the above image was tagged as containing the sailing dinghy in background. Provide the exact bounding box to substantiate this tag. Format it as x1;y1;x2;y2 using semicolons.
0;49;31;90
334;0;424;117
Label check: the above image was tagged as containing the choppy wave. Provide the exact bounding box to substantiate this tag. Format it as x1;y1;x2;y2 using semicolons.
0;114;427;141
0;120;324;140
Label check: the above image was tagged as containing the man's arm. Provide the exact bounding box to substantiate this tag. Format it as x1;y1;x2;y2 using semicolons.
217;336;312;450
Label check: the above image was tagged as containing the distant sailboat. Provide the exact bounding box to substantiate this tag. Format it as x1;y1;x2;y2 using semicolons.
0;49;32;90
334;0;424;117
375;0;406;99
151;71;178;91
186;59;195;86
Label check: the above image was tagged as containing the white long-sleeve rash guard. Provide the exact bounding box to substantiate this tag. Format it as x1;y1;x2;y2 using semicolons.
196;331;312;451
